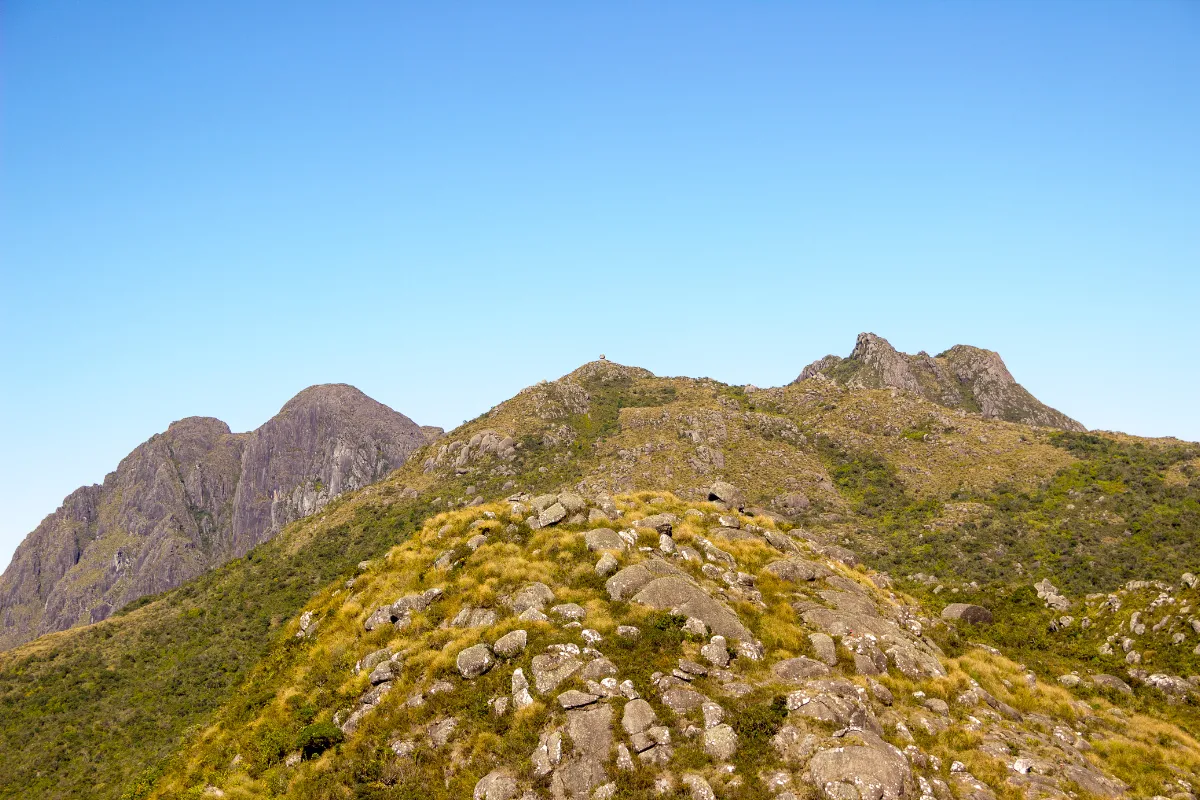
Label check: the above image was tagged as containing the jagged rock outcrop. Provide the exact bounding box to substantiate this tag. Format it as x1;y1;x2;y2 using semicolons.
797;332;1084;431
0;384;429;650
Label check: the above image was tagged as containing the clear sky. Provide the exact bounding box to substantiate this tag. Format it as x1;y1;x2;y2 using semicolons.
2;1;1197;567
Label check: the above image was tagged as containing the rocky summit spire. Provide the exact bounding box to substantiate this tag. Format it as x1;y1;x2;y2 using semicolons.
796;332;1085;431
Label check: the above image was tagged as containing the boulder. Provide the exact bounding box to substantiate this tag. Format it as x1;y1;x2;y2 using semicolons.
558;493;587;513
457;644;494;679
558;690;599;709
1090;674;1133;695
941;603;993;624
494;629;528;657
622;698;658;734
631;576;753;641
567;703;613;762
606;564;654;601
772;656;831;681
661;686;707;714
810;633;838;666
551;756;606;800
634;513;677;535
474;770;519;800
551;603;587;621
703;724;737;760
539;502;568;527
595;553;619;576
531;652;583;693
585;528;625;552
510;582;555;613
766;558;832;583
708;481;746;510
808;739;911;800
451;606;498;628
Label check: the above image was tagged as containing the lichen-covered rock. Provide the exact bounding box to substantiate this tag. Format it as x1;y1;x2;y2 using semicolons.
473;770;519;800
509;582;555;613
703;723;737;760
494;629;528;657
766;558;832;583
810;633;838;665
531;652;583;693
585;528;624;552
457;643;494;678
808;737;911;800
631;576;752;641
621;698;658;734
708;481;746;510
772;656;831;681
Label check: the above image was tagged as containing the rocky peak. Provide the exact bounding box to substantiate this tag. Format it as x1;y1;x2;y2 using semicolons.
0;385;431;651
797;332;1084;431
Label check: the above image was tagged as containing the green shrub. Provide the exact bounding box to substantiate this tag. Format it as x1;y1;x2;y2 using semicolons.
296;721;343;759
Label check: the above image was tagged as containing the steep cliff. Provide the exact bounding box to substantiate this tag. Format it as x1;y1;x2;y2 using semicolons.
0;385;430;651
797;332;1085;431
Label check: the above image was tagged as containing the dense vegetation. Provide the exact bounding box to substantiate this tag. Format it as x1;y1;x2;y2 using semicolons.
840;432;1200;596
0;498;430;800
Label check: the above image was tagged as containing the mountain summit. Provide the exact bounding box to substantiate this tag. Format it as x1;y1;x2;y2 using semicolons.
796;332;1085;431
0;384;438;651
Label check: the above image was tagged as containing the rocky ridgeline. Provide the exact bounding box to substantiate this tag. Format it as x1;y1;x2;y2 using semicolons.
424;429;520;476
797;333;1084;432
188;485;1142;800
0;384;437;651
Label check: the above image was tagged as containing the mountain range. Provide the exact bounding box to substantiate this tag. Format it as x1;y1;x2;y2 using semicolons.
2;334;1199;800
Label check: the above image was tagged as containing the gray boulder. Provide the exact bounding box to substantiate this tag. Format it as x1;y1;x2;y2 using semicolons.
708;481;746;510
531;651;583;693
456;643;494;679
631;576;752;641
808;739;911;800
509;582;555;613
765;558;832;583
494;629;528;657
539;502;568;527
703;724;737;760
941;603;993;624
585;528;625;551
595;553;619;576
810;633;838;665
772;656;831;681
473;770;519;800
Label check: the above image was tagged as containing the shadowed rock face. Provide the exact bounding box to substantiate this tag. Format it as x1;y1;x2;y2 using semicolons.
796;332;1085;431
0;385;432;651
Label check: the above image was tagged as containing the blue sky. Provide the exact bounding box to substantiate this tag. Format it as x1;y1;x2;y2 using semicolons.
2;1;1197;565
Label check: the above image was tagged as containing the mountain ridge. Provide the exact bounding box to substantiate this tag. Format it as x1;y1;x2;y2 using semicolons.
0;383;438;651
797;333;1085;432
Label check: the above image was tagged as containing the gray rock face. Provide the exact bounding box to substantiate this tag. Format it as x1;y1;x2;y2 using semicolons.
631;575;752;641
808;736;911;800
0;384;429;651
796;332;1085;431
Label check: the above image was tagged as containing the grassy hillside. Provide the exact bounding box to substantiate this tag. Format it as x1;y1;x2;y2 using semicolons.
2;360;1198;799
